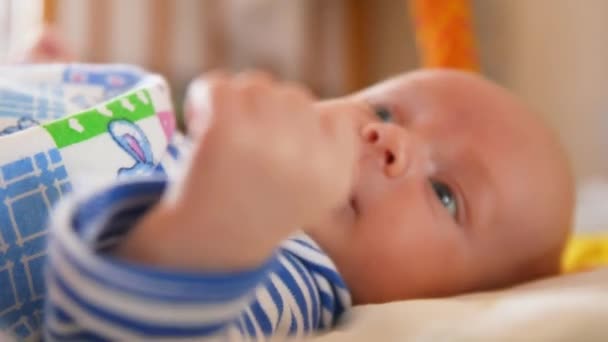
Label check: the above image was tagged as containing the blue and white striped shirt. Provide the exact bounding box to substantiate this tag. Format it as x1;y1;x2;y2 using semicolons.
44;178;351;340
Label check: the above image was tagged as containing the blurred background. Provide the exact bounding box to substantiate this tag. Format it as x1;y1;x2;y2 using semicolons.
2;0;608;228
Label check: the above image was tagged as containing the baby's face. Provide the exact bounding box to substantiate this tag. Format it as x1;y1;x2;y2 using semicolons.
306;70;574;304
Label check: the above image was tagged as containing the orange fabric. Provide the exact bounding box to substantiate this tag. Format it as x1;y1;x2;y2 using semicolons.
44;0;57;24
409;0;479;71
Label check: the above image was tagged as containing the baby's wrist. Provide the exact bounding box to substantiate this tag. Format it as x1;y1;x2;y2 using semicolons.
113;201;275;271
113;204;181;267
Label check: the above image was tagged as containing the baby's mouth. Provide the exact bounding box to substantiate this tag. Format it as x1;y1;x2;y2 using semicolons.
349;196;359;217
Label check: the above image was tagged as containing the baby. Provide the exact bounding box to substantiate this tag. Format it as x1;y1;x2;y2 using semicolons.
45;69;574;340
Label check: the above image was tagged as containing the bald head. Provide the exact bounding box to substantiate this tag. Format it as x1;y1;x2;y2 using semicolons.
457;73;574;287
400;70;575;288
308;69;574;304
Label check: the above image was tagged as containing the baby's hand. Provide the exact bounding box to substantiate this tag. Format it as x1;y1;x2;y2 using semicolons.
117;71;357;270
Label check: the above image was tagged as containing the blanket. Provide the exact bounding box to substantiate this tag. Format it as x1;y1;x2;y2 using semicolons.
316;268;608;341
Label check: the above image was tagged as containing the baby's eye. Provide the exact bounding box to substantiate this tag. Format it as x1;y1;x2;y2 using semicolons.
374;106;393;122
431;181;458;218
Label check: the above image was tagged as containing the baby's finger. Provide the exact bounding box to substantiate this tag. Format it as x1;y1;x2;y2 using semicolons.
191;69;231;83
332;111;359;176
184;71;231;138
185;70;231;115
278;81;316;103
270;82;316;124
234;70;276;88
313;109;358;206
232;70;276;117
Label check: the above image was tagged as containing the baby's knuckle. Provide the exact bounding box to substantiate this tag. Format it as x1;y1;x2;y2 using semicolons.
208;90;226;107
240;83;268;99
194;70;229;83
309;157;329;182
206;78;230;99
280;83;315;102
236;70;274;87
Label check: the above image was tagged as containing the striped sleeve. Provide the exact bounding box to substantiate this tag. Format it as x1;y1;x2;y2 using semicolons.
44;178;351;341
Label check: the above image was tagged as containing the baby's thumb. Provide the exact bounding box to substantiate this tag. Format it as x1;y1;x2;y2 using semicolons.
321;104;359;162
316;107;359;205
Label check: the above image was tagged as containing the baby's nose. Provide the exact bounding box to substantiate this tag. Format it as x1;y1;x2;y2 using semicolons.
362;123;418;178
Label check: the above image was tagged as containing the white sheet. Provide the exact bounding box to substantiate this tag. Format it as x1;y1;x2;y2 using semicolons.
314;268;608;341
575;179;608;232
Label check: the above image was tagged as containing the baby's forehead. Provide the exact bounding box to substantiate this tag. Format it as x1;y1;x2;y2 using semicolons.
358;70;555;162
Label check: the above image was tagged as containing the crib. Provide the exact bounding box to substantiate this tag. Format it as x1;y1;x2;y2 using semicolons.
0;0;605;340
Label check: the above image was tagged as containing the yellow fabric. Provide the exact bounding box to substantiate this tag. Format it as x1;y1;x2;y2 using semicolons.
562;233;608;273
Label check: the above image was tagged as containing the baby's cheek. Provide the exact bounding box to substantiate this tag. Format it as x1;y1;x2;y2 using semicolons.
389;225;468;270
342;233;465;302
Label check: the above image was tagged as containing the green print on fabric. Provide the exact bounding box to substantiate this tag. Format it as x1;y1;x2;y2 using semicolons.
43;89;156;148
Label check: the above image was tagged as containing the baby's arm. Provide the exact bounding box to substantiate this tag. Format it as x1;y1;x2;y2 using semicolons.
44;72;355;340
44;179;351;340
